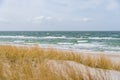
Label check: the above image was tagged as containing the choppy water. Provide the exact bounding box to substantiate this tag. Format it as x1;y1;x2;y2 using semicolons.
0;31;120;52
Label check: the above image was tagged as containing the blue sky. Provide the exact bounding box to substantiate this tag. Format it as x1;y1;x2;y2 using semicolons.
0;0;120;31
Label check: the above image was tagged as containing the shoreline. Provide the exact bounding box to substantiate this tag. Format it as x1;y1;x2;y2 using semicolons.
1;42;120;54
0;43;120;62
0;41;120;52
0;43;120;63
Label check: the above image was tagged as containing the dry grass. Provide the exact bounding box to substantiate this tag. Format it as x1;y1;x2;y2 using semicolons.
0;45;120;80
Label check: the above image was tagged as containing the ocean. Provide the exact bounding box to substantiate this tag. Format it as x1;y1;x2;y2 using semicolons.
0;31;120;52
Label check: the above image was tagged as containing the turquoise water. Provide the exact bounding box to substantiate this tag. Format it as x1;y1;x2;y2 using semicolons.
0;31;120;52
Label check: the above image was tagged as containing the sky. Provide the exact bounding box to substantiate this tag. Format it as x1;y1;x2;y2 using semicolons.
0;0;120;31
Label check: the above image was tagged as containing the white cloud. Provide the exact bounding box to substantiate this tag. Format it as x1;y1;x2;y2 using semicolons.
106;0;119;11
34;16;45;21
46;17;53;20
79;18;94;22
32;16;54;24
32;16;94;24
0;0;120;31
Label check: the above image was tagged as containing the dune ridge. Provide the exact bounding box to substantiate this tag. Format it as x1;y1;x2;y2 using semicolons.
0;45;120;80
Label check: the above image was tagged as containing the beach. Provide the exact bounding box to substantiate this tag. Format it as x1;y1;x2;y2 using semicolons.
0;31;120;80
1;0;120;79
0;44;120;80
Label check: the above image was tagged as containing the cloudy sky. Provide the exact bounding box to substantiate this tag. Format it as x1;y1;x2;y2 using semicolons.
0;0;120;31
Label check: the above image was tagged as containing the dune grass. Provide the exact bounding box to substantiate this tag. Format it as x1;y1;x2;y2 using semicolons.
0;45;120;80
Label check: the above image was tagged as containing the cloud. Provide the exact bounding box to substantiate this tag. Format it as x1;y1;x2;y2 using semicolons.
32;16;54;24
79;18;94;22
44;16;53;20
0;0;120;31
32;16;94;24
106;0;119;11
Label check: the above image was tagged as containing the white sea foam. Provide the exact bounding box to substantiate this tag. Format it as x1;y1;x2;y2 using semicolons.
74;43;104;48
40;36;66;39
88;37;120;40
77;40;88;43
14;40;25;43
39;36;82;39
57;42;73;45
0;36;62;39
0;36;67;39
0;36;37;39
13;40;25;44
0;36;83;40
2;36;119;40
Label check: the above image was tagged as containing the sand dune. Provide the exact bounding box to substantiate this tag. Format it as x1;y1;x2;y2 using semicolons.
0;45;120;80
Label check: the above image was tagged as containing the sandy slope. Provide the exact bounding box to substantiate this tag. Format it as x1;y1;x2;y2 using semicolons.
40;60;120;80
0;44;120;80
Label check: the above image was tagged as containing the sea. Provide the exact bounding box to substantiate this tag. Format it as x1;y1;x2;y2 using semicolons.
0;31;120;52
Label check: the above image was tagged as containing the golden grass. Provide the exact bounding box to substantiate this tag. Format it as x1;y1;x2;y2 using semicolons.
0;45;120;80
